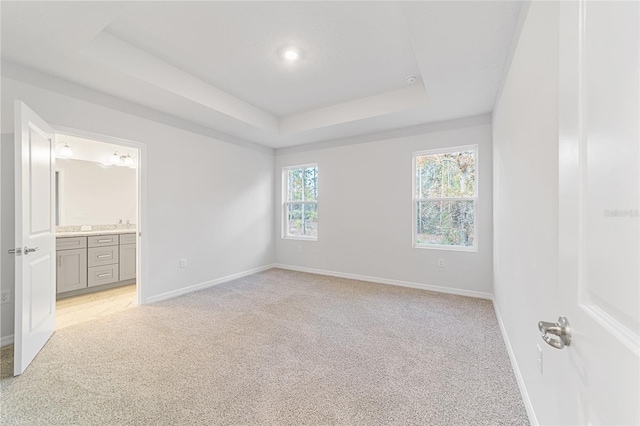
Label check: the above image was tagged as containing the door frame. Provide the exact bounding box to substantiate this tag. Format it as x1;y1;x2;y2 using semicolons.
52;125;148;306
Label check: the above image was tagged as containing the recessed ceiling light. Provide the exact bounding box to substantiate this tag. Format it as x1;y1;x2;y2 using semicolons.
284;49;299;62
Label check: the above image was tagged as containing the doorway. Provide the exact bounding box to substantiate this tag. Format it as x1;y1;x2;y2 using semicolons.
53;133;141;329
8;102;148;376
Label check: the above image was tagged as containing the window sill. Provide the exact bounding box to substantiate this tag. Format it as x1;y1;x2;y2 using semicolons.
282;236;318;242
413;243;477;252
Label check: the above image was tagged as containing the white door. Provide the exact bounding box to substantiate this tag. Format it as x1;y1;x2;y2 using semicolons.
556;1;639;424
13;101;57;376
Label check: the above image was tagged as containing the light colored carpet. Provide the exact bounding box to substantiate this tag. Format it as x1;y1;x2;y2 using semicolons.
0;268;528;425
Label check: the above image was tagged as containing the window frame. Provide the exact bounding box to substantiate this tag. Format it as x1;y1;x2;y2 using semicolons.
412;144;478;252
282;163;318;241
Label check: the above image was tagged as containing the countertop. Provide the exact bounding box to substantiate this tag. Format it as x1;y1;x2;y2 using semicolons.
56;229;137;238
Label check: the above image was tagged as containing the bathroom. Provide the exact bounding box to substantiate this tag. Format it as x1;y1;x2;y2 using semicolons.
54;134;139;329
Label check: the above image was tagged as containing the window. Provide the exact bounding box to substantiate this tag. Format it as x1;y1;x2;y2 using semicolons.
413;145;477;251
283;164;318;240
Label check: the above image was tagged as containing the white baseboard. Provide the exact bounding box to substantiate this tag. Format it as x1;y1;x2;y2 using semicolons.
493;302;538;426
272;263;493;300
1;334;14;347
145;264;276;304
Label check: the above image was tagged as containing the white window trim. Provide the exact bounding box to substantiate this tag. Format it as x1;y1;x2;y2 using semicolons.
412;144;478;252
282;163;318;241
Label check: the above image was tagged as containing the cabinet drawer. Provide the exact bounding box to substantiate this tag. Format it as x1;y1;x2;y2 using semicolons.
119;233;137;245
88;246;119;267
87;265;119;287
56;237;87;250
88;235;119;248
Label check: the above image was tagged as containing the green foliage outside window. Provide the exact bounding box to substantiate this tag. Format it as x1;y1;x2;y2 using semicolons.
415;150;476;247
286;166;318;237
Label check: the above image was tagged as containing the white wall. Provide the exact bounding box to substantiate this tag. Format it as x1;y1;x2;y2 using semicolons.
275;119;493;297
57;158;137;226
492;2;561;425
1;76;275;342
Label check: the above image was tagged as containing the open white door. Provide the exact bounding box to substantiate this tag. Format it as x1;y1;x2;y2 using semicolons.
12;101;57;376
553;1;640;424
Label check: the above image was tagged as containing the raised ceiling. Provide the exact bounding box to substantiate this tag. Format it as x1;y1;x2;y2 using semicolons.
1;1;522;149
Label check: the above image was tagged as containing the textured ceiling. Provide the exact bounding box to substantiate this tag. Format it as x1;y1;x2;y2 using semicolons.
0;1;522;149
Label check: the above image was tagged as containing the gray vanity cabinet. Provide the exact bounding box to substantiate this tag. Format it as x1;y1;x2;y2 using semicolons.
87;235;118;247
56;238;87;293
87;235;119;287
56;232;136;297
119;233;137;281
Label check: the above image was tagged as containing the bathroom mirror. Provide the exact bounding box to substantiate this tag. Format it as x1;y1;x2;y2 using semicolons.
55;158;137;227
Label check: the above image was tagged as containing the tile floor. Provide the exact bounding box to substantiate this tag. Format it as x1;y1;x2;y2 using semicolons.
56;284;137;329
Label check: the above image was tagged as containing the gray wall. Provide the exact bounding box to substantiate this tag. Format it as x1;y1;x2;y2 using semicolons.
275;120;494;296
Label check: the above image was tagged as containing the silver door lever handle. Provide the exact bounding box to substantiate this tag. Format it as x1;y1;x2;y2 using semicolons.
24;247;39;254
538;316;571;349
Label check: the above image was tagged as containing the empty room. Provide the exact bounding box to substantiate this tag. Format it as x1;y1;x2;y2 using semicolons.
0;1;638;425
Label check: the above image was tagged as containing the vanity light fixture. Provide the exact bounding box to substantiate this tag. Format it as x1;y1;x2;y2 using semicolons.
122;154;134;166
110;151;121;164
56;142;74;158
108;151;136;168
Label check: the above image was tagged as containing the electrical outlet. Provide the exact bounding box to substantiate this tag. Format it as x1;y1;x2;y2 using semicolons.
437;259;445;268
537;344;543;375
297;246;302;253
1;290;11;304
180;258;187;268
